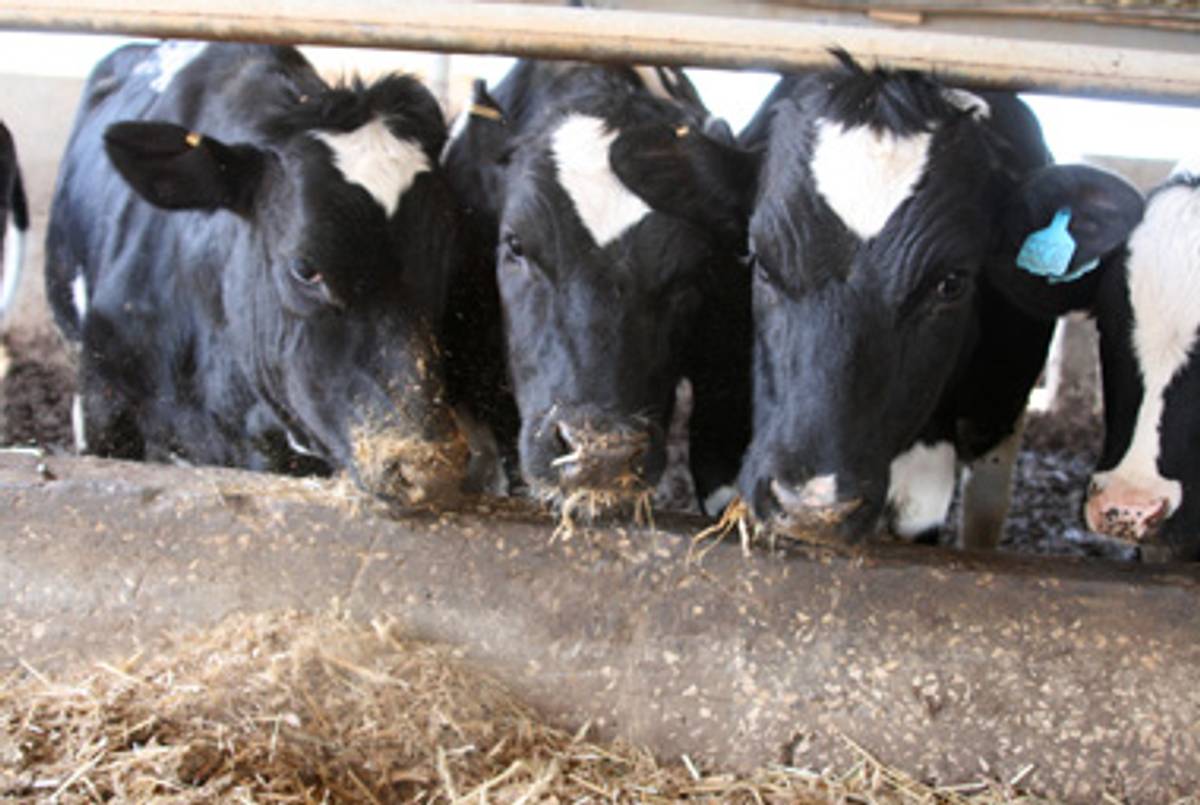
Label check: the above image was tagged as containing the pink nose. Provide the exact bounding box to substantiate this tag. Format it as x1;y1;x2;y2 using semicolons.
1085;481;1170;542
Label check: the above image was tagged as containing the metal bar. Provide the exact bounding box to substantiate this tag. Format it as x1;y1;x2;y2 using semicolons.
0;0;1199;103
788;1;1200;32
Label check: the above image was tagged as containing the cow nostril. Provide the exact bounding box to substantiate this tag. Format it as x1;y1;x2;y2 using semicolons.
1146;498;1170;526
551;421;582;467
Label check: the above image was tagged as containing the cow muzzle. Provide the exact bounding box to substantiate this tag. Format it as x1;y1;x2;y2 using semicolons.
551;420;651;490
1085;476;1174;544
766;476;864;539
350;422;471;506
524;408;664;501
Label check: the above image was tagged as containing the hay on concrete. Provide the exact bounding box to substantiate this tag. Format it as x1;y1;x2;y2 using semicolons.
2;611;1050;803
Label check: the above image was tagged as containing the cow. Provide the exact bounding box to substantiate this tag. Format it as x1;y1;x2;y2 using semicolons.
1087;157;1200;561
612;51;1144;547
45;41;474;503
0;120;28;325
441;59;752;516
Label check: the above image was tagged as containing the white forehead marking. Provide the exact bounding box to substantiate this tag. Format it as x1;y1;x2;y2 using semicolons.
134;41;206;93
315;118;430;217
942;88;991;119
551;114;651;247
1096;179;1200;516
887;441;956;538
810;119;932;240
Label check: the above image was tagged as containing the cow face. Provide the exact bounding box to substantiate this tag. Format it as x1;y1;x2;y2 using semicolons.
738;94;1006;533
617;57;1142;541
103;77;470;503
1088;161;1200;560
445;72;733;505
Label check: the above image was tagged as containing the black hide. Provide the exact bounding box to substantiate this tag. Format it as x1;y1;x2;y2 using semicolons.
45;42;472;503
442;60;751;512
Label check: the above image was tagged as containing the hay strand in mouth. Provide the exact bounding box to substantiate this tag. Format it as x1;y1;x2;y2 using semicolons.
688;495;754;564
545;472;655;542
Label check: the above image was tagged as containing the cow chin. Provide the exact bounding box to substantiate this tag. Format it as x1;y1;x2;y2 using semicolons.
349;422;471;506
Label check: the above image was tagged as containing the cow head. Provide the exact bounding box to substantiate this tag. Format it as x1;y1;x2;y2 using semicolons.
103;75;472;504
617;55;1143;541
442;66;744;508
1088;160;1200;561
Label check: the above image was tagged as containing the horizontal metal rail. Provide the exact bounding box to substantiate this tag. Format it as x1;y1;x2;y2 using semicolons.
1;1;1199;103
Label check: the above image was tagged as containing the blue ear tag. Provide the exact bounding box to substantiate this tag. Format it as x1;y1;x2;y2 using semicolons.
1016;208;1100;284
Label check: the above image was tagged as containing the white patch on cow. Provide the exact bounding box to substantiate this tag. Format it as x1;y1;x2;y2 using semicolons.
315;118;430;217
134;41;206;93
887;441;956;538
71;394;87;454
1091;181;1200;516
810;119;932;240
1170;155;1200;180
0;212;23;318
70;272;88;322
551;114;651;247
942;88;991;119
286;429;321;458
703;484;738;519
772;473;838;512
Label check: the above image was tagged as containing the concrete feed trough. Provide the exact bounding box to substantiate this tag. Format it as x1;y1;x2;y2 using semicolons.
2;452;1198;800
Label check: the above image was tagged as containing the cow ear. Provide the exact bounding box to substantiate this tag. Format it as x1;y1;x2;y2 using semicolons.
441;80;512;221
104;121;265;215
990;164;1144;318
1009;164;1144;269
610;121;759;252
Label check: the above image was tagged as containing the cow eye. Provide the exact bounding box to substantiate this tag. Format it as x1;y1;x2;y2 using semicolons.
750;254;776;287
502;231;525;259
935;271;968;301
290;258;323;286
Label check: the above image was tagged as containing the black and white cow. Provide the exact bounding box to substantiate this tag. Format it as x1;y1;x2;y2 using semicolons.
1087;157;1200;561
0;120;28;324
615;52;1144;546
45;41;473;502
441;60;751;513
